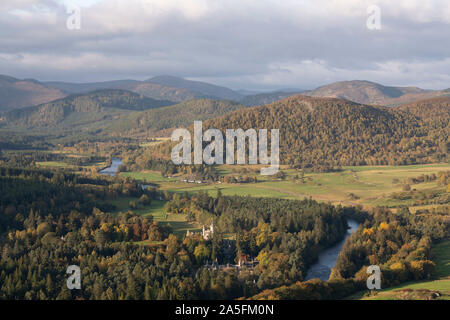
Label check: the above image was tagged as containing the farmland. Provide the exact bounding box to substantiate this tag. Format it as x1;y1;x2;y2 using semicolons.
120;163;450;211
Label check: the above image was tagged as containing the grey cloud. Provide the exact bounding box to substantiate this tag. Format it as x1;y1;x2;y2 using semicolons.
0;0;449;89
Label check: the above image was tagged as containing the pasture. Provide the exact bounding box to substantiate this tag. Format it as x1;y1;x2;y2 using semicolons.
122;163;449;211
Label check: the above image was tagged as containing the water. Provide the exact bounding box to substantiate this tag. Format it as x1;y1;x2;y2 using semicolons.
99;160;156;194
99;158;122;176
304;219;360;281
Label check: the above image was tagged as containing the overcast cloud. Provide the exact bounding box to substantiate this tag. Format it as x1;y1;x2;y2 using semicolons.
1;0;449;90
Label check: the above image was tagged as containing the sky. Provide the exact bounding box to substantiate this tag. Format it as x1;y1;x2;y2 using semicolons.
1;0;449;90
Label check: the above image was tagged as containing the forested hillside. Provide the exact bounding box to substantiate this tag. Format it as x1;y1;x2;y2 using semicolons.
147;75;243;101
201;95;449;170
128;98;249;134
239;91;303;106
1;89;174;128
0;96;250;141
395;96;450;122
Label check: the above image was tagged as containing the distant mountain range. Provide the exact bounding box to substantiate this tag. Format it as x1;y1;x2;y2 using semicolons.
0;74;304;112
1;74;449;116
45;75;303;105
305;80;450;106
0;75;66;112
146;75;243;101
45;76;226;102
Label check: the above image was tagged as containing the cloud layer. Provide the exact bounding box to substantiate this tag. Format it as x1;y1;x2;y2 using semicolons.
1;0;449;90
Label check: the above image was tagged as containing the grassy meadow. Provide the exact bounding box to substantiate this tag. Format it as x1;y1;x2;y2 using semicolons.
121;163;449;211
107;197;201;239
106;163;449;241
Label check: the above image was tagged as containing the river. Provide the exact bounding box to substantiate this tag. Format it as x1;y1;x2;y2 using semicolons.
99;158;359;280
99;158;151;190
304;219;360;281
99;158;122;176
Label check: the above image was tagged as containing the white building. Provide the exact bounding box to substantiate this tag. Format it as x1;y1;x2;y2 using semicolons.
202;223;214;240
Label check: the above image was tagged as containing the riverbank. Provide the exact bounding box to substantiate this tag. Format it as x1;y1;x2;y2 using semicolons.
99;158;122;176
305;219;360;281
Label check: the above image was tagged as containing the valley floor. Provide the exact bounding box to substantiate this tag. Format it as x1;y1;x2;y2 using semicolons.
121;163;450;212
6;148;448;299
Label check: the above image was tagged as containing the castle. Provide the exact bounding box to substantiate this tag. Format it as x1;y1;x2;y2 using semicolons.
186;223;214;240
202;223;214;240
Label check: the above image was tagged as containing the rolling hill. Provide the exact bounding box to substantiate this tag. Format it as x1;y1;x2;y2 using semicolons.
1;89;174;129
128;98;249;134
239;91;303;106
45;78;204;102
395;96;450;121
0;91;250;138
44;79;141;94
46;76;303;106
147;75;243;101
45;75;243;103
306;80;449;106
122;81;206;102
0;75;66;112
201;95;449;168
4;74;447;111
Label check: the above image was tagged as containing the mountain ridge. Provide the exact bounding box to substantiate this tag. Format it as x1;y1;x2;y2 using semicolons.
305;80;447;105
1;74;449;113
0;75;66;112
146;75;243;101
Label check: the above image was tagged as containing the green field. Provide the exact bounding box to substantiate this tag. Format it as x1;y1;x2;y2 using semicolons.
161;183;291;198
106;197;201;239
35;151;108;171
120;171;177;183
350;241;450;300
124;163;449;210
36;160;108;170
36;161;76;168
107;163;449;243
